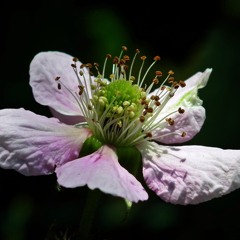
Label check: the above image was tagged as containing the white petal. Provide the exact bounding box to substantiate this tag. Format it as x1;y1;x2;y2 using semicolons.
149;68;212;144
29;51;93;116
138;141;240;205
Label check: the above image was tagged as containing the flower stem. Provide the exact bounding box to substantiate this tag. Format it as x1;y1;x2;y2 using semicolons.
78;188;102;240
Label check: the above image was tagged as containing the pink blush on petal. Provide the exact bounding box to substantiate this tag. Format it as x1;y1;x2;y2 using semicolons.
56;145;148;203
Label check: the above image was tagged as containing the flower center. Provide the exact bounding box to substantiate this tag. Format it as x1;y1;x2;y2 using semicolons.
90;78;146;146
93;79;143;119
55;46;187;147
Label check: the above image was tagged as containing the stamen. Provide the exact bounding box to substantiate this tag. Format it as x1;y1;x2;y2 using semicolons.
146;132;152;138
128;49;140;81
178;107;185;114
78;85;84;95
181;131;187;137
65;46;187;147
179;80;186;88
150;131;187;141
139;56;160;87
137;55;147;86
166;118;175;126
73;57;79;62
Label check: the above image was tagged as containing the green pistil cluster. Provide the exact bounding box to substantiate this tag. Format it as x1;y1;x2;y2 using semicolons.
92;79;145;119
90;78;147;146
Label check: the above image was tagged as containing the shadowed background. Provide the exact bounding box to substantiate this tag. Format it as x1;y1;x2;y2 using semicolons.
1;0;240;239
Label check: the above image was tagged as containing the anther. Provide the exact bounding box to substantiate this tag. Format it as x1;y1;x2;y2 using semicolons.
154;96;160;101
168;70;174;75
153;78;159;84
141;99;148;105
78;85;84;95
166;118;174;125
150;95;155;100
154;56;161;61
155;71;162;76
178;107;185;114
113;56;119;64
146;107;153;113
146;132;152;138
140;116;145;122
179;80;186;87
122;46;127;51
72;57;78;62
86;63;92;68
168;77;174;83
140;56;147;61
181;132;187;137
57;83;61;90
71;63;77;68
123;55;130;61
55;76;60;81
173;82;180;89
119;59;125;66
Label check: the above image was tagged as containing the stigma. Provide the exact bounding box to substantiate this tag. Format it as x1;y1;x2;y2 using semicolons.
55;46;187;146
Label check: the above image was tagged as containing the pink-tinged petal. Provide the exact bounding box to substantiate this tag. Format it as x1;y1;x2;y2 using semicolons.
138;141;240;205
29;51;93;116
149;68;212;144
153;106;205;144
0;108;91;176
49;107;85;125
56;145;148;203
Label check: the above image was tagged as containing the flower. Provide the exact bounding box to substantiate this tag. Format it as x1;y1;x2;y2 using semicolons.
1;46;240;205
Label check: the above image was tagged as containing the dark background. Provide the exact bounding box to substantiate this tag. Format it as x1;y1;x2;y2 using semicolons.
1;0;240;239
